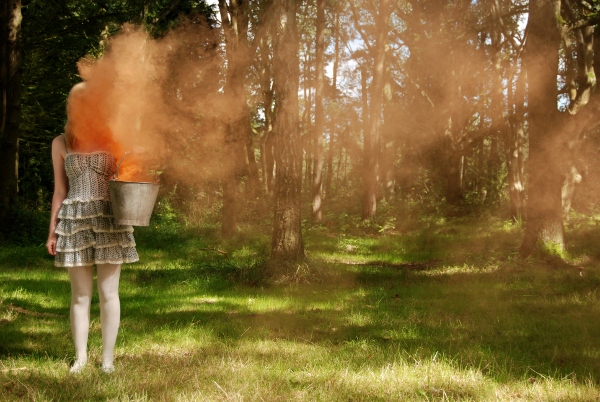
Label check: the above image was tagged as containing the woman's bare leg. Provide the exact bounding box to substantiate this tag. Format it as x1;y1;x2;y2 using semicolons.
68;266;94;373
96;263;121;372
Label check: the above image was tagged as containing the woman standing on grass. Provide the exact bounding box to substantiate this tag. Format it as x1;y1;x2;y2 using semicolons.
45;83;139;374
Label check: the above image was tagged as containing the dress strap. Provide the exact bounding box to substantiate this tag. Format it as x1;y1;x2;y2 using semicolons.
62;134;70;154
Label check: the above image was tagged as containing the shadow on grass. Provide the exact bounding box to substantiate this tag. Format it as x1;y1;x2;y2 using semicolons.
305;215;524;268
23;267;600;379
4;260;599;400
2;220;600;394
1;343;489;401
119;260;600;383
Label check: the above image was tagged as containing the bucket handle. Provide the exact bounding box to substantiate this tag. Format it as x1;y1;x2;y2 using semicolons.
113;152;132;180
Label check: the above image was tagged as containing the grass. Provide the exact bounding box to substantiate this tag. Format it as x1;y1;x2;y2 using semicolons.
1;212;600;401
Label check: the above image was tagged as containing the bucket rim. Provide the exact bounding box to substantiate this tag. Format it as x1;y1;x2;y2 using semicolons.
109;179;160;185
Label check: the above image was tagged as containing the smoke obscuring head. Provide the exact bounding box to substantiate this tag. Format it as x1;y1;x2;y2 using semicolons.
65;81;118;155
64;18;247;187
65;25;171;182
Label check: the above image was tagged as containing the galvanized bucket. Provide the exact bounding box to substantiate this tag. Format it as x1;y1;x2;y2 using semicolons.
108;153;160;226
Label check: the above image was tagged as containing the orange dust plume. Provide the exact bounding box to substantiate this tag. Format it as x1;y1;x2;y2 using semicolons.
66;20;238;185
65;81;121;156
67;25;168;182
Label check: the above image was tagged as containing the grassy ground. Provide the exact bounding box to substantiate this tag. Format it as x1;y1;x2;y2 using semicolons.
1;212;600;401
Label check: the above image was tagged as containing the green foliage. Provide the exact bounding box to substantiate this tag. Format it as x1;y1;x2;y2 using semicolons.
540;240;569;261
0;204;48;246
153;193;179;226
142;0;216;37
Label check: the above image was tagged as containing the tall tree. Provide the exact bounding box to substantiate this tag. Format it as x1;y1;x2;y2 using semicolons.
519;0;599;255
560;2;598;221
519;0;565;256
350;0;391;220
366;0;390;219
324;8;341;199
487;0;506;205
507;61;526;221
311;0;325;222
219;0;250;237
488;0;527;221
271;0;304;260
380;60;396;202
0;0;22;227
257;33;276;196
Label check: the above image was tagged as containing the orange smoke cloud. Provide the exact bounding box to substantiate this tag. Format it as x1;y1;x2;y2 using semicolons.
66;20;236;186
67;25;169;182
66;82;120;155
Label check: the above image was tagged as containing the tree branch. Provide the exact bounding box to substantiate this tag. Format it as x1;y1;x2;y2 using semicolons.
389;58;435;108
566;13;600;31
218;0;231;27
152;0;182;24
348;0;372;51
26;12;127;48
248;0;274;59
493;0;524;52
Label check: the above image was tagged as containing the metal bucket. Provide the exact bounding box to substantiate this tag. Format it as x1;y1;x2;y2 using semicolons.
108;153;160;226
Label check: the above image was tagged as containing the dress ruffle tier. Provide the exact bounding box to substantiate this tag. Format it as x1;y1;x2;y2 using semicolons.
55;198;139;267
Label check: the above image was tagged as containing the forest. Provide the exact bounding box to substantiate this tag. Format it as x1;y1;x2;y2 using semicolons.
2;0;600;400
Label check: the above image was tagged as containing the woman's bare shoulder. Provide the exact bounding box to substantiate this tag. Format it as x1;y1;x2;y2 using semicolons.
51;135;67;156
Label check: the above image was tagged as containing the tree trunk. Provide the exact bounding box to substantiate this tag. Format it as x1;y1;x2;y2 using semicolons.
302;52;312;195
245;120;260;198
381;62;395;202
360;63;374;218
271;0;304;261
258;36;275;196
519;0;564;257
311;0;325;222
218;0;251;237
362;0;390;220
488;1;504;204
562;165;582;222
442;117;463;205
304;135;312;193
561;25;596;221
0;0;22;227
337;143;345;196
221;166;237;237
324;127;334;199
507;64;526;221
262;127;275;196
324;10;339;200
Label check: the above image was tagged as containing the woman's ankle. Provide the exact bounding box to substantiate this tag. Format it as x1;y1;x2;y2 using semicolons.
69;358;87;374
101;360;115;373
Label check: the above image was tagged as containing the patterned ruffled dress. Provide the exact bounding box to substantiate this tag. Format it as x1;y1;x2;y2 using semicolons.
54;150;139;267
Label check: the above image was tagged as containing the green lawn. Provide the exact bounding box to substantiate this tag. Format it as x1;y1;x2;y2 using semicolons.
1;215;600;401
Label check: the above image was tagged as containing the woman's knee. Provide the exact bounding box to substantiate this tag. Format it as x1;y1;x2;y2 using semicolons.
97;264;122;302
71;293;92;307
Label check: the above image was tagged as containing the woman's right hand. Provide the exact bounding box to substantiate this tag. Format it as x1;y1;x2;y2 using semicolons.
46;234;57;256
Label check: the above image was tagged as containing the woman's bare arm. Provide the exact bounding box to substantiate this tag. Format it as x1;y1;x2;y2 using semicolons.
46;136;68;256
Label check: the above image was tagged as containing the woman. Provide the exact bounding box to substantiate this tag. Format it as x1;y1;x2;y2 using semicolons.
46;85;139;373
